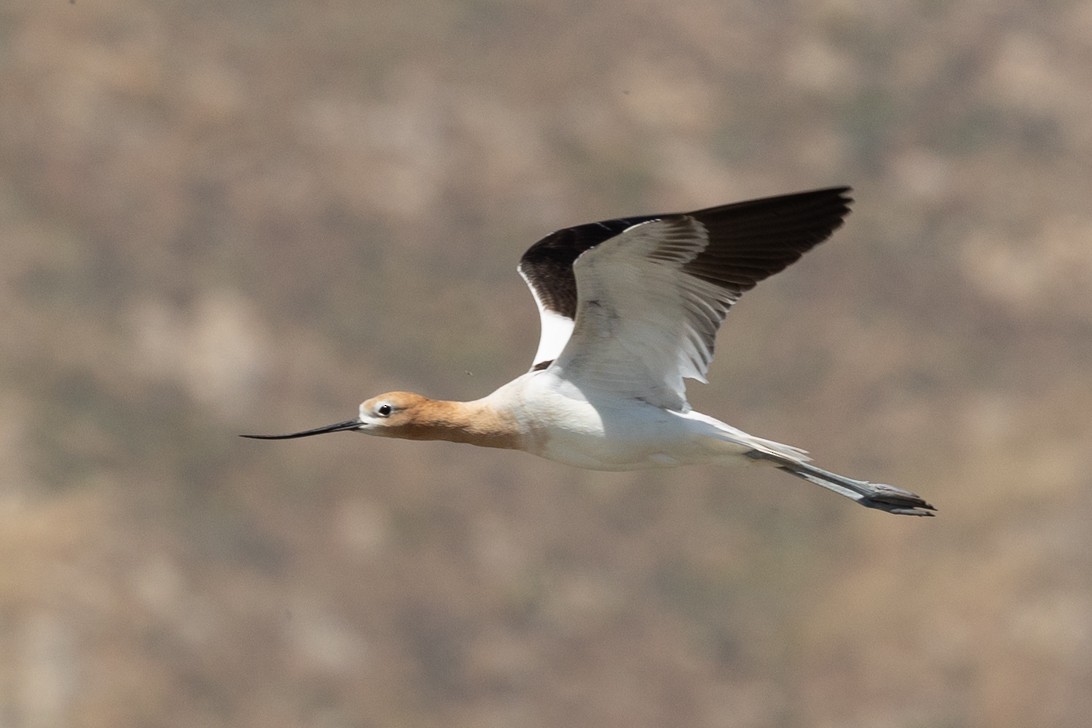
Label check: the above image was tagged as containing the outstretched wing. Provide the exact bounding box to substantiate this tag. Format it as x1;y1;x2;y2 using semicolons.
517;187;852;409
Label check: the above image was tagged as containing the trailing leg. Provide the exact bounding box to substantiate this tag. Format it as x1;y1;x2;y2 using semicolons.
747;451;936;516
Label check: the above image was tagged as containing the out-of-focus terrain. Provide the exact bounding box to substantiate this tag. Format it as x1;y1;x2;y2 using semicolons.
2;1;1090;726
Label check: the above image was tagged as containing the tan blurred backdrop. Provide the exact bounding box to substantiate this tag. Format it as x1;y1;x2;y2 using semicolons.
2;1;1091;726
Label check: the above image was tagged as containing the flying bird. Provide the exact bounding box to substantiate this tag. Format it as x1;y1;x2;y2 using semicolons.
244;187;934;516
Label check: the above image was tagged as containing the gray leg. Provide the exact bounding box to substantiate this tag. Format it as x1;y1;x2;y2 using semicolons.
778;462;935;516
745;451;936;516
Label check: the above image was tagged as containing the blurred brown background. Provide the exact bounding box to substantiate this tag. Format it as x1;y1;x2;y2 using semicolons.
2;1;1090;726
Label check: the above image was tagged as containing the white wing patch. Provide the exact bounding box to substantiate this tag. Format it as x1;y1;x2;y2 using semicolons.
531;301;575;369
549;217;738;411
519;267;576;369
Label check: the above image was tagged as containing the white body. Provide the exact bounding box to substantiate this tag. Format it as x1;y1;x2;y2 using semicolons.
486;370;805;471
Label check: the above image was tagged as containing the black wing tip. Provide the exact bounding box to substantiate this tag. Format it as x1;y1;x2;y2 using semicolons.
772;185;854;224
520;185;855;261
823;184;854;210
688;185;854;216
817;185;854;224
803;184;852;199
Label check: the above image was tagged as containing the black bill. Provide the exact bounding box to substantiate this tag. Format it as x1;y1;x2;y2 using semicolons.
240;419;362;440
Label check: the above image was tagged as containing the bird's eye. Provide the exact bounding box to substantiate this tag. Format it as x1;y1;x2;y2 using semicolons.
376;403;393;417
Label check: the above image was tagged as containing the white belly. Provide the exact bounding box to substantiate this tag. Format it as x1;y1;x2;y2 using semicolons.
525;394;751;471
486;372;800;472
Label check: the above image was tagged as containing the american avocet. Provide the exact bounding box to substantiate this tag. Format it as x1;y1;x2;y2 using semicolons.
245;187;934;516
